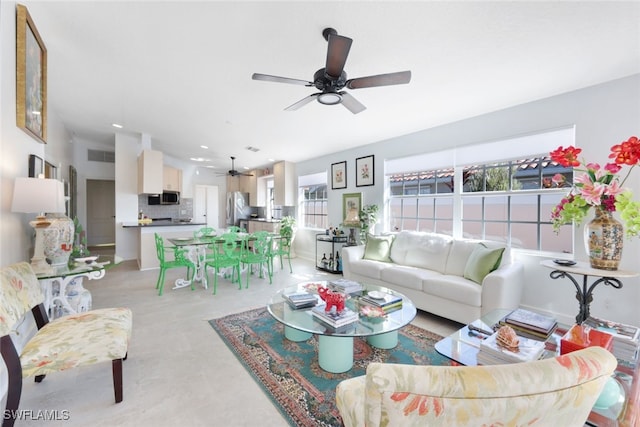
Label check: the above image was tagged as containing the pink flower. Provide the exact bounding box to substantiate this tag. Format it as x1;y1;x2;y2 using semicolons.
552;173;565;185
579;182;606;205
605;163;622;174
603;179;623;197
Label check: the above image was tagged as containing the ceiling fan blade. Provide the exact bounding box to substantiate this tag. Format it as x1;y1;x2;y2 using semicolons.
346;70;412;89
325;34;352;79
252;73;312;86
340;92;366;114
285;94;319;111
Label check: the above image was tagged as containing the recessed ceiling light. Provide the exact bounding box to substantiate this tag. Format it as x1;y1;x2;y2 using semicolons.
189;157;210;162
200;145;208;149
112;123;123;129
268;158;275;162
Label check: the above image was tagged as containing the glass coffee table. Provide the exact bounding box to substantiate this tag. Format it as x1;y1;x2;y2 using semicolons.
267;281;416;373
435;309;640;427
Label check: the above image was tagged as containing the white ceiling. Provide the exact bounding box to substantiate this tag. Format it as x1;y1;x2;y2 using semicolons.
26;1;640;172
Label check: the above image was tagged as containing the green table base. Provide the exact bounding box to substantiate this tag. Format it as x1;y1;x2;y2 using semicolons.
318;335;353;373
284;325;312;342
367;330;398;349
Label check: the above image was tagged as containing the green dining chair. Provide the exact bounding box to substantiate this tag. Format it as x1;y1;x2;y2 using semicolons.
204;233;242;294
194;227;216;239
154;233;196;296
227;226;245;233
239;231;273;288
271;229;295;273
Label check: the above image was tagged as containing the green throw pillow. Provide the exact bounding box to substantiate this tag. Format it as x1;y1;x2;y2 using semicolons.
363;235;395;262
463;243;505;284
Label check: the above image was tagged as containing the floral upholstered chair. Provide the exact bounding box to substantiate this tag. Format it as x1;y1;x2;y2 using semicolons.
0;262;132;427
336;346;616;427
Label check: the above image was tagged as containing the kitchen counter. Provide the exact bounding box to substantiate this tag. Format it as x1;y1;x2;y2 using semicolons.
122;220;206;228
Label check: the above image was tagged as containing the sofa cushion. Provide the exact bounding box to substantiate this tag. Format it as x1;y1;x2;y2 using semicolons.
463;243;505;284
390;231;452;274
363;234;395;262
348;258;393;280
379;265;442;291
423;275;483;307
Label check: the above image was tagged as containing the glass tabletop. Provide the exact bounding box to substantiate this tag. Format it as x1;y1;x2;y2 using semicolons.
267;281;417;337
35;255;118;280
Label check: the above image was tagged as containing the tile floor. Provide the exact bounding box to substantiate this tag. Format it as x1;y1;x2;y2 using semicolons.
17;254;461;426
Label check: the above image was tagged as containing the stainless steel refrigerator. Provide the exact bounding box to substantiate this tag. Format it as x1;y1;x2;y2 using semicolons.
226;192;250;226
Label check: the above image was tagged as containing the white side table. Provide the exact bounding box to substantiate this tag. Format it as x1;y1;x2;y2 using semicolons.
36;260;110;319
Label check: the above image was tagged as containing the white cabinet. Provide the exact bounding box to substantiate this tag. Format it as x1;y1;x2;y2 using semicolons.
138;149;163;194
163;165;182;192
273;161;296;206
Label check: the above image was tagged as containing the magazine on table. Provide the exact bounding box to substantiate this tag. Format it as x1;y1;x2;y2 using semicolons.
283;292;318;309
502;308;557;334
311;305;358;327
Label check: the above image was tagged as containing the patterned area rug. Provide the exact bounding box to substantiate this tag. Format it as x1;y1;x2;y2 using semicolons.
209;307;452;427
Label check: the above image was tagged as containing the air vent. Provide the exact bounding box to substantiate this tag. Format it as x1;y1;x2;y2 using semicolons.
88;149;115;163
245;146;260;152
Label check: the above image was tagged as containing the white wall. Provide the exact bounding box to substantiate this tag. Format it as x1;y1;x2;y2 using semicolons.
296;74;640;327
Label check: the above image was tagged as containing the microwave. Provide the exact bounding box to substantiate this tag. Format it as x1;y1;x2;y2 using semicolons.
148;192;180;205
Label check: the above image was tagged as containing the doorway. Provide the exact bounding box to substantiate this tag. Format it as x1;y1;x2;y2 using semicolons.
86;179;115;246
194;185;219;228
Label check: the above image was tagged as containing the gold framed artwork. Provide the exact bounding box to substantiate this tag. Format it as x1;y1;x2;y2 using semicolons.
331;161;347;189
16;4;47;143
356;155;375;187
342;192;362;226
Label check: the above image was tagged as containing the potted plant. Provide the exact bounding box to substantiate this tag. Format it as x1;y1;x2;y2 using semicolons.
279;216;296;238
359;204;379;240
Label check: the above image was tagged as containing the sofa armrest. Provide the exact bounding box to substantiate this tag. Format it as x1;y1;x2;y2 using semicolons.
341;245;365;279
480;262;524;315
336;375;366;427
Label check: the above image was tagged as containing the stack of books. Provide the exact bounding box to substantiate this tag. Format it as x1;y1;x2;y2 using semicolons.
311;305;358;329
283;292;318;309
329;279;364;295
498;308;558;340
583;316;640;363
359;292;403;314
478;331;546;365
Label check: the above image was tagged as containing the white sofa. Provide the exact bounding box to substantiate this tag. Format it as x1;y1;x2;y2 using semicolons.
341;231;524;324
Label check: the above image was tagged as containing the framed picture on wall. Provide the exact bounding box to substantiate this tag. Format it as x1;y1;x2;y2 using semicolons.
28;154;43;177
331;161;347;189
342;192;362;225
44;161;57;179
16;4;47;143
356;155;374;187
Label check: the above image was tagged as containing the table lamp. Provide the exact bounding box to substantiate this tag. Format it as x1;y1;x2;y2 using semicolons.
11;177;66;274
343;206;360;246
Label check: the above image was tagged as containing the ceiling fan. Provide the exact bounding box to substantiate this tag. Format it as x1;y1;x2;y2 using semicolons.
252;27;411;114
218;156;253;177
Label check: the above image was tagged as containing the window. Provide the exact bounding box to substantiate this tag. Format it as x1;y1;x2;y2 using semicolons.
299;172;328;229
386;127;576;253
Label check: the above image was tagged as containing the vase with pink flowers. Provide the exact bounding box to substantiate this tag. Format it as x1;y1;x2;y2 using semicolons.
549;136;640;270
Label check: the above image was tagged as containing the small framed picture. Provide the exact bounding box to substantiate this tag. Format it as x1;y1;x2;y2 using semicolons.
356;155;374;187
28;154;43;177
44;161;57;179
331;161;347;190
342;192;362;225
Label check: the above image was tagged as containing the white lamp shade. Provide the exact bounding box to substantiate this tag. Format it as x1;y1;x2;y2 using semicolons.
12;177;66;214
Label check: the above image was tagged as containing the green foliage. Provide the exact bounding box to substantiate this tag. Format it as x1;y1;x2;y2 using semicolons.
359;204;379;234
616;191;640;237
466;167;521;192
280;216;296;237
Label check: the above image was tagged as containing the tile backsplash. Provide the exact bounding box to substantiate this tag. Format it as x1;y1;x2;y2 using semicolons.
138;195;193;220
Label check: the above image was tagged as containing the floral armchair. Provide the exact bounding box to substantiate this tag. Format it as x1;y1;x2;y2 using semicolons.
0;262;132;427
336;346;616;427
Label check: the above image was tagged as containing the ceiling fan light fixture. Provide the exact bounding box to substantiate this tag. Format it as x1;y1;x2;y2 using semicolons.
317;92;342;106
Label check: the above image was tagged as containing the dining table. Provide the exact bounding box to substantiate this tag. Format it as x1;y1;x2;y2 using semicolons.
167;232;279;291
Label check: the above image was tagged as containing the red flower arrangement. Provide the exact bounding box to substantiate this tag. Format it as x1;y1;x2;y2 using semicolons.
549;136;640;236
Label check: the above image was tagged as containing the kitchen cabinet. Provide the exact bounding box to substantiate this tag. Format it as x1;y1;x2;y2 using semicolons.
163;165;182;192
273;161;296;206
247;220;279;234
138;149;163;194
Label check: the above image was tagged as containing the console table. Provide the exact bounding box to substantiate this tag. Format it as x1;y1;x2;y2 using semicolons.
541;260;638;324
36;258;113;320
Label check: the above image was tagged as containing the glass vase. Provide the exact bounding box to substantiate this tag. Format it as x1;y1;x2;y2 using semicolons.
583;207;623;270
